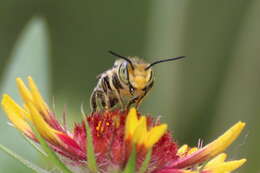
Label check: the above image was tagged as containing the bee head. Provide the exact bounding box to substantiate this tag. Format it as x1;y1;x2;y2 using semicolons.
109;51;153;90
127;60;153;90
108;50;185;90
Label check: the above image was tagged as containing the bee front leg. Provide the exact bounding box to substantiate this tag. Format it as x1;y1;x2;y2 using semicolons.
126;96;139;110
135;82;154;109
135;95;145;109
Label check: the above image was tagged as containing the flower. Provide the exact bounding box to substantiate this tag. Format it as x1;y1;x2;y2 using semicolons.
1;76;246;173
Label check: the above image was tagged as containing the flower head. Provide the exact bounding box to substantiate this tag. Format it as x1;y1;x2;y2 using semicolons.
1;77;246;173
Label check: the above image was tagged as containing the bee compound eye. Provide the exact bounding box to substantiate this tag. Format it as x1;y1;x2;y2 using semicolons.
118;64;129;84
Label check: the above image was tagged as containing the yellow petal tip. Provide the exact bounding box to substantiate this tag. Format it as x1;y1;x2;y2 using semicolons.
237;121;246;129
241;158;247;163
204;121;246;158
27;76;34;83
222;158;247;172
2;94;15;107
16;77;24;86
2;94;9;102
145;123;167;148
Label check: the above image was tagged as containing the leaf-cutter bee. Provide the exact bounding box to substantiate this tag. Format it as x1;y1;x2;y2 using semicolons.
90;51;185;112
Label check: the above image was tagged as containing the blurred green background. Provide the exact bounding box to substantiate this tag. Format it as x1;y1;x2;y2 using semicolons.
0;0;259;172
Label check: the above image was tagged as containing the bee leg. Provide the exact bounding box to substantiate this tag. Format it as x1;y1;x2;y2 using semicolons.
91;89;110;112
100;77;111;110
126;96;139;110
99;93;107;109
135;82;154;109
103;94;111;110
109;97;119;108
96;90;111;110
135;95;145;109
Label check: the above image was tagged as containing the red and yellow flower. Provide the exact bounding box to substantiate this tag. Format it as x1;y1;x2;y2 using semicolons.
1;77;246;173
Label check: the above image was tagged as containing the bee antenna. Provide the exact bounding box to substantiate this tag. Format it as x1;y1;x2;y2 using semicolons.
145;56;186;70
108;50;134;69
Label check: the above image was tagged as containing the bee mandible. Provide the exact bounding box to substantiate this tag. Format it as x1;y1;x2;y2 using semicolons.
90;51;185;112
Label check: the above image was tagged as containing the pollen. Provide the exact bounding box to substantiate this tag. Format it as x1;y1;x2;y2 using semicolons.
100;124;104;133
96;121;102;131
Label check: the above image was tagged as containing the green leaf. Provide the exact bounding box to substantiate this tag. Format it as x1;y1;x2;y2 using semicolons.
81;105;98;172
0;17;50;96
0;144;50;173
122;145;136;173
138;149;152;173
31;125;73;173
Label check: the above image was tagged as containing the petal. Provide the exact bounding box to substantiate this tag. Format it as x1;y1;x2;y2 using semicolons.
145;124;167;148
204;121;245;157
125;108;139;139
27;102;61;144
204;158;246;173
16;78;33;104
132;116;147;145
204;153;227;169
169;122;245;168
125;108;168;150
1;95;32;137
27;76;49;116
16;77;50;119
2;94;31;120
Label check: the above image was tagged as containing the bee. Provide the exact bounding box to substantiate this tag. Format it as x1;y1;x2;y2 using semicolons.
90;51;185;112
